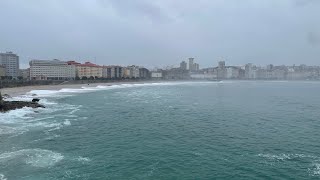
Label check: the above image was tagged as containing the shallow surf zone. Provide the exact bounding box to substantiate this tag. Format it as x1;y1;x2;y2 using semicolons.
257;153;320;176
24;81;224;97
0;148;63;168
0;92;81;137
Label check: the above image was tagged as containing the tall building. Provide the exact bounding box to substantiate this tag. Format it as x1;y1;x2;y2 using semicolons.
29;59;76;80
180;61;187;70
245;63;253;79
217;61;227;79
0;65;6;77
194;63;200;71
189;58;194;71
218;61;225;69
0;52;19;77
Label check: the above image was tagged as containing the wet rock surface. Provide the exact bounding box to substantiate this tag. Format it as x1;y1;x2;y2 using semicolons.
0;96;45;112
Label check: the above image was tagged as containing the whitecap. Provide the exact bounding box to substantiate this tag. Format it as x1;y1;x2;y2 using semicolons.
0;149;63;168
0;126;27;135
258;153;291;161
0;174;7;180
258;153;319;161
76;156;91;162
0;107;34;122
28;90;59;96
311;163;320;175
63;120;71;126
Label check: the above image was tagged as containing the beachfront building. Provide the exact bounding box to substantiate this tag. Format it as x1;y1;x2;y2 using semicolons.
0;65;6;77
102;66;123;79
29;59;76;80
151;71;163;79
226;66;241;79
124;65;140;78
139;67;150;79
68;61;103;79
0;52;19;78
180;61;187;70
163;68;190;80
123;67;131;78
189;58;194;71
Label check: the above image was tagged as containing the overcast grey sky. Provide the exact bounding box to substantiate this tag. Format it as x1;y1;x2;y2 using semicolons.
0;0;319;68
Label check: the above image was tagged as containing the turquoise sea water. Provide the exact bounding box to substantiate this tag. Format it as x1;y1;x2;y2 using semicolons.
1;81;320;179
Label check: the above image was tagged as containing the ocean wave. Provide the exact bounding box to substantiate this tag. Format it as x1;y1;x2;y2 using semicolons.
63;120;71;126
23;81;223;97
0;107;34;122
76;156;91;162
0;174;7;180
0;149;63;168
0;126;28;136
257;153;318;161
310;163;320;176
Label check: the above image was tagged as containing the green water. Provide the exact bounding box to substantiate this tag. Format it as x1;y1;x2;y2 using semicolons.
1;81;320;179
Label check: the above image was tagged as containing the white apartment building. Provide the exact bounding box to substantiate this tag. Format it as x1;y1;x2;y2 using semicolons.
151;72;162;78
29;59;76;80
0;52;19;77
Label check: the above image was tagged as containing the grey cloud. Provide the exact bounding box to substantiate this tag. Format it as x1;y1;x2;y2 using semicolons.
294;0;319;7
98;0;174;23
307;32;320;46
0;0;320;68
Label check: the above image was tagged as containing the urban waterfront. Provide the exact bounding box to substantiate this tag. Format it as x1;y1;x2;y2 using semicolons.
0;81;320;179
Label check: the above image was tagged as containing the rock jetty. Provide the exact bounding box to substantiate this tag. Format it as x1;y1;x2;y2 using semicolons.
0;92;45;113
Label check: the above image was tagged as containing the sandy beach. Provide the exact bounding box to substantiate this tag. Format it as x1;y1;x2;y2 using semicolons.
0;81;154;97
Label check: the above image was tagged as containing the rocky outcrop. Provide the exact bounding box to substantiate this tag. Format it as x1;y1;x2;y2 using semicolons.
0;101;45;112
0;92;45;112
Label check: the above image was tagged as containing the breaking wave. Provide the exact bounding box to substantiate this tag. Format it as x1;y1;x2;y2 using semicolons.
23;81;223;97
0;174;7;180
0;149;63;168
257;153;318;161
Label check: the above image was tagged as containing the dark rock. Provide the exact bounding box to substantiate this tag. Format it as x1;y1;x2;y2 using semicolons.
32;98;40;103
2;94;12;99
0;101;45;113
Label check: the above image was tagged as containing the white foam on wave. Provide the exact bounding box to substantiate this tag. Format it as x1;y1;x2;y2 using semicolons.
0;174;7;180
258;153;318;161
28;90;59;96
6;95;58;106
311;163;320;175
76;156;91;162
258;153;291;161
0;126;28;136
63;120;71;126
0;149;63;168
23;81;223;98
0;107;34;123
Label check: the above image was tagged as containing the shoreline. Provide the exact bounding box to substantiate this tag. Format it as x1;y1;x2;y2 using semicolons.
2;79;319;98
0;81;159;97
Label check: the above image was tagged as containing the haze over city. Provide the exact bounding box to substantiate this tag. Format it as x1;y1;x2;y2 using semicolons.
0;0;320;68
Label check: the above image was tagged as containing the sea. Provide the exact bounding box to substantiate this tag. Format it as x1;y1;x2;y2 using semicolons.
1;81;320;179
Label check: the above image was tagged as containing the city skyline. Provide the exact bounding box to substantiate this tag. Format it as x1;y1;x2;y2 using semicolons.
12;54;320;70
1;0;320;68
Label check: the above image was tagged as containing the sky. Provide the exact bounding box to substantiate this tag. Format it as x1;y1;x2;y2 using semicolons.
0;0;319;69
